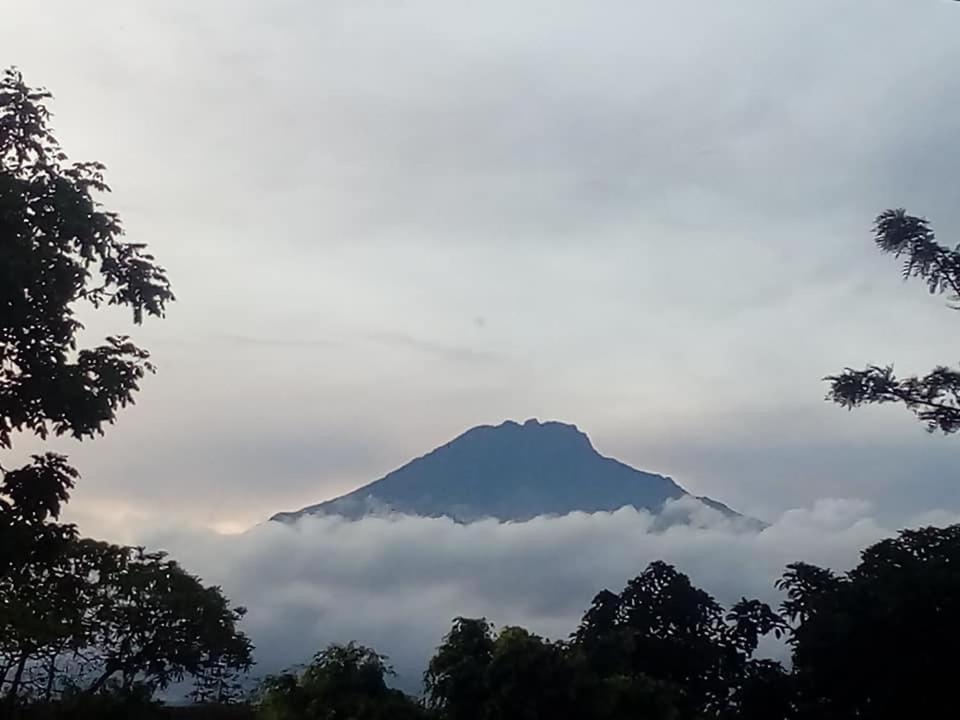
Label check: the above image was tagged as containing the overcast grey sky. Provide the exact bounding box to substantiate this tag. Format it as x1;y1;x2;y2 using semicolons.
4;0;960;536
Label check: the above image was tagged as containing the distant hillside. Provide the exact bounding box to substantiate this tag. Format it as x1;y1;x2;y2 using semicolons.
271;419;757;526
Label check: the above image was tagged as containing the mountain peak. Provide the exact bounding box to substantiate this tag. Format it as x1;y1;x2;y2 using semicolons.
451;418;594;453
270;420;751;526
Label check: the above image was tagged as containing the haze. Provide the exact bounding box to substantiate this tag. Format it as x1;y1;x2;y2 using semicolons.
4;0;958;536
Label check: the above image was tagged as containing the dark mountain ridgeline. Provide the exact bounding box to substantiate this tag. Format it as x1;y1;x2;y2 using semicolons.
271;419;756;526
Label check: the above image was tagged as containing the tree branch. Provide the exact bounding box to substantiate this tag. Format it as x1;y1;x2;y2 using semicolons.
826;365;960;434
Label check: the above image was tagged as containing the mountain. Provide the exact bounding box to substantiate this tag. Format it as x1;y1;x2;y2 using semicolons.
271;419;756;526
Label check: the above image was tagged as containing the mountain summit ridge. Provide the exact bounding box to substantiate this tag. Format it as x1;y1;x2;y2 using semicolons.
271;419;753;525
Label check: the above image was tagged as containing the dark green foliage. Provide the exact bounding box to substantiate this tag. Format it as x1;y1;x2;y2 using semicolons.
826;209;960;433
423;618;495;720
484;627;572;720
617;560;735;713
13;526;939;720
5;692;166;720
7;698;257;720
783;525;960;720
571;561;786;719
0;63;171;582
167;705;257;720
0;68;251;717
168;706;257;720
872;209;960;299
827;363;960;434
726;659;793;720
0;536;253;705
581;675;682;720
426;620;586;720
256;643;429;720
417;534;960;719
0;68;172;451
0;454;78;584
422;563;786;720
572;589;628;677
426;623;578;720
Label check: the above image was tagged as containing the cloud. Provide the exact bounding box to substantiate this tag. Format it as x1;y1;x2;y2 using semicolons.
4;11;960;703
137;499;960;693
6;0;960;540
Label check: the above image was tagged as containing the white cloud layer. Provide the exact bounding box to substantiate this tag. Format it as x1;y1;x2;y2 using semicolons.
138;499;960;691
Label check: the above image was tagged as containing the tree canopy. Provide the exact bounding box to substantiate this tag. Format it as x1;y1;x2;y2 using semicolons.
419;562;790;720
0;67;172;451
826;209;960;433
413;528;960;720
257;643;429;720
782;525;960;719
0;68;251;716
0;63;173;574
0;539;252;705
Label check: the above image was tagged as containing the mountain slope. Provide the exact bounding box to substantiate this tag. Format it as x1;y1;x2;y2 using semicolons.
271;419;751;525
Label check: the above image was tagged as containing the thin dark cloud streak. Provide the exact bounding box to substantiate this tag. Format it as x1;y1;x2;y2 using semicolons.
206;331;500;365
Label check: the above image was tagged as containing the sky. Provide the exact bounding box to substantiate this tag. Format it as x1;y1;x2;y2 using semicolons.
4;0;960;684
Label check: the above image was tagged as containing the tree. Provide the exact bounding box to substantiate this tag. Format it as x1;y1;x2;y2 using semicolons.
83;547;253;698
483;627;573;720
619;561;732;707
570;561;786;719
0;537;253;705
572;589;628;677
1;67;253;713
257;643;429;720
780;525;960;720
423;618;494;720
0;64;172;576
826;209;960;433
425;613;687;720
725;659;793;720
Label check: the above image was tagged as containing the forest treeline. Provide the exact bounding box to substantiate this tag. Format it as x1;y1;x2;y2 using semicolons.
6;524;960;719
257;523;960;720
4;50;960;720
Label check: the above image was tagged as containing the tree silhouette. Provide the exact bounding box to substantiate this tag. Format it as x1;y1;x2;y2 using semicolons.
483;627;573;720
419;565;790;720
826;209;960;433
0;539;252;705
575;561;785;718
278;537;960;720
780;525;960;719
0;64;172;585
257;642;428;720
423;618;495;720
0;68;252;715
426;616;682;720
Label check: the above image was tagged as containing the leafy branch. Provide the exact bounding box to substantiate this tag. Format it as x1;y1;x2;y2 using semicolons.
826;209;960;434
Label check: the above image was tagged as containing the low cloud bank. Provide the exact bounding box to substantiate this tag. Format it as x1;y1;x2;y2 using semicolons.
141;498;960;691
